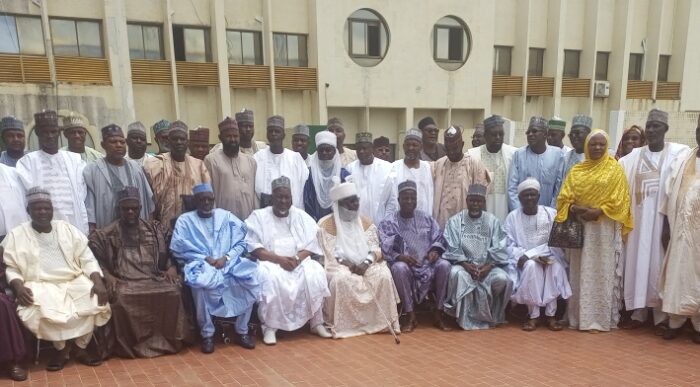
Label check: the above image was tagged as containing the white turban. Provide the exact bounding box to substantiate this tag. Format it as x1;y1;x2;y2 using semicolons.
329;177;357;202
517;178;541;194
315;131;337;148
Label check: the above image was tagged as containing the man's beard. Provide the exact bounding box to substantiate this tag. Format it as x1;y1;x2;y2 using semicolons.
223;142;240;154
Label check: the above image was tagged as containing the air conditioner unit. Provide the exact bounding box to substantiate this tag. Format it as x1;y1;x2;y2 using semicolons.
594;81;610;98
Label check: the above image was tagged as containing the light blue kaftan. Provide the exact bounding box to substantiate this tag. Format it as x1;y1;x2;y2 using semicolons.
170;208;260;337
442;210;513;330
507;145;563;211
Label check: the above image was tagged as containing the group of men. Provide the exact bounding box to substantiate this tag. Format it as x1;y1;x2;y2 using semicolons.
0;106;698;382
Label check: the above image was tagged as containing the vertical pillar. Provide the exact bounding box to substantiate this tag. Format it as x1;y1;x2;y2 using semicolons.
163;0;180;118
263;0;276;114
211;0;231;120
103;0;136;124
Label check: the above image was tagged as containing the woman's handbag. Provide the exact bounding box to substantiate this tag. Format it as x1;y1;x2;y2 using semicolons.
548;216;584;249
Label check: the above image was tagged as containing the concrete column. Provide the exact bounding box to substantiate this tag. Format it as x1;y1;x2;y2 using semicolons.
581;0;601;115
645;0;664;100
163;0;180;118
513;0;531;122
103;0;135;125
263;0;276;114
39;1;56;89
210;0;231;120
608;0;633;112
546;0;566;116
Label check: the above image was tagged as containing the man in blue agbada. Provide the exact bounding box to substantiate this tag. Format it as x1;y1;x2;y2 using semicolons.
170;183;260;354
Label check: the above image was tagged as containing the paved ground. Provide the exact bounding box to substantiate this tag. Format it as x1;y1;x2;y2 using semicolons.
1;322;698;387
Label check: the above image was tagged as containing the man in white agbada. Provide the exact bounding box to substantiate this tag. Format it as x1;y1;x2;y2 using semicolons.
385;129;434;218
345;132;393;224
318;179;400;338
504;178;571;331
16;110;89;234
2;187;110;371
467;115;517;222
0;164;28;238
618;108;690;328
124;121;155;166
245;176;331;345
253;115;309;209
658;120;700;344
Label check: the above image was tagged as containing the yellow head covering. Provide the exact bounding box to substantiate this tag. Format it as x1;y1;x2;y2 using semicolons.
555;129;634;236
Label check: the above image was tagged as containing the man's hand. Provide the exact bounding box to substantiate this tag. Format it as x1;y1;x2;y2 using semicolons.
90;273;109;306
164;266;180;285
11;280;33;306
277;256;298;272
427;250;441;264
103;273;119;299
397;254;419;266
517;256;529;269
213;256;228;269
478;264;494;281
353;261;370;276
339;259;356;272
205;256;217;267
580;208;603;222
460;262;479;279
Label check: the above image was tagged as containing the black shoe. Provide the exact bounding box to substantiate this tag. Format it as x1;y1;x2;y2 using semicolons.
663;328;681;340
201;337;215;354
46;348;69;372
8;363;27;381
72;347;102;367
692;332;700;344
234;333;256;349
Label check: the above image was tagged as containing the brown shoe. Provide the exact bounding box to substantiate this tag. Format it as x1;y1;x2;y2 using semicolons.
548;317;563;331
7;363;27;382
433;317;453;332
522;318;537;332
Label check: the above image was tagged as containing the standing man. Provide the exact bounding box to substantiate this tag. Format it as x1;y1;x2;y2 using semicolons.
83;124;154;232
560;115;592;181
0;164;27;238
188;127;210;160
209;109;267;155
303;131;349;221
144;120;211;232
171;184;260;353
125;122;154;166
471;124;485;148
61;114;103;162
507;116;564;211
291;124;311;166
432;126;490;228
152;119;171;154
204;117;257;220
373;136;392;162
619;108;690;329
346;132;393;224
659;117;700;343
0;116;27;167
443;184;513;330
546;117;571;152
418;116;446;162
16;110;89;234
378;180;451;332
327;117;357;167
467;115;517;221
253;115;308;209
385;129;434;217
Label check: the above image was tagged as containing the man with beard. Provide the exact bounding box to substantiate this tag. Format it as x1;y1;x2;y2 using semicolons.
209;109;268;156
188;127;210;160
327;117;357;167
291;124;310;166
125;122;154;166
418;116;446;162
0;116;27;167
144;120;210;232
253;116;308;209
546;117;571;152
432;126;490;228
373;136;392;162
346;132;393;224
83;124;154;233
204;117;257;220
61;114;103;162
467;115;517;221
385;129;434;217
152;119;171;154
16;110;89;234
507;116;564;211
303;131;349;221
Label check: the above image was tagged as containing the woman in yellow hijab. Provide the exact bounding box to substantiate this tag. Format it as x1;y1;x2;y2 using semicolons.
555;129;633;333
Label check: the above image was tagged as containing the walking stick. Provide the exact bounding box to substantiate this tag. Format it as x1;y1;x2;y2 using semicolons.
363;276;401;345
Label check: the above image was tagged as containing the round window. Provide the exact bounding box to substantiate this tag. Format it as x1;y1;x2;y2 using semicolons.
344;9;390;67
432;16;472;71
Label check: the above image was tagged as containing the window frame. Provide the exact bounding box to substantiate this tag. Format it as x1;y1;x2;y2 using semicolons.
657;54;670;82
226;29;264;65
563;49;581;78
595;51;609;81
493;45;512;76
347;17;383;59
433;23;465;63
126;22;165;60
172;25;212;63
628;53;644;81
0;14;46;55
49;17;104;58
528;48;545;76
272;32;308;67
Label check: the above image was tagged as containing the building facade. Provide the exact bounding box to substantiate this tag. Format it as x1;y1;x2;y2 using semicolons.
0;0;698;153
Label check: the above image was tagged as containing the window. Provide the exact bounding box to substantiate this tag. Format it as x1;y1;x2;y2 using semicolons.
0;15;45;55
528;48;544;76
658;55;670;82
628;53;643;80
595;51;609;80
346;9;389;66
273;33;307;67
432;16;471;70
50;18;103;57
563;50;580;78
127;23;163;60
172;26;211;62
227;30;263;65
493;46;512;75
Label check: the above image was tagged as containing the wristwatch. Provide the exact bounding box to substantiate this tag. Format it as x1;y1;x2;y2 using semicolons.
225;255;231;261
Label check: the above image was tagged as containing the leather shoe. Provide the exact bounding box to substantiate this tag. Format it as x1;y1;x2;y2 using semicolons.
7;363;27;381
234;333;256;349
46;347;70;372
692;332;700;344
200;337;215;354
72;347;102;367
663;328;681;340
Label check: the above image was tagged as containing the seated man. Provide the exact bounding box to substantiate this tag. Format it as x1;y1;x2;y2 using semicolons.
2;187;110;371
0;259;28;381
89;187;192;358
443;184;513;330
378;180;451;332
504;178;571;331
245;176;331;345
171;183;259;353
318;180;400;338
